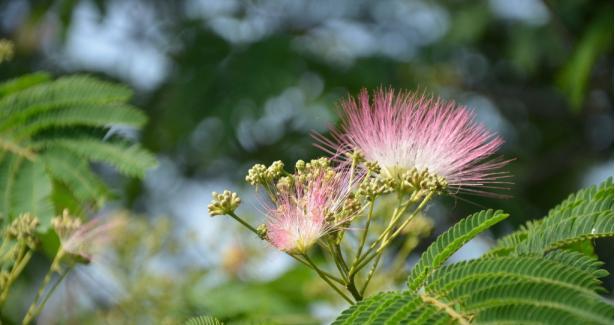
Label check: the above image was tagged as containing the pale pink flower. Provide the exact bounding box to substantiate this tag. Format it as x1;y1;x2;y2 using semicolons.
60;217;124;262
266;170;355;253
317;89;509;196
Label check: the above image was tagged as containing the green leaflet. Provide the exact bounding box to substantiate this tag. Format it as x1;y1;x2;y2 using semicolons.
0;75;131;120
9;160;54;227
489;178;614;256
425;255;605;297
473;304;591;325
40;148;109;207
42;138;157;178
13;103;147;138
184;316;224;325
332;292;454;325
0;72;51;98
407;209;508;291
463;282;612;325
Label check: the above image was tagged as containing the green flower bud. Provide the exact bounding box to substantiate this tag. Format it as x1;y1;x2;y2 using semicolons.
208;191;241;216
245;164;267;186
266;160;285;180
256;224;268;240
359;176;394;198
364;161;381;174
345;149;365;164
295;159;306;172
7;213;40;249
400;168;448;195
276;176;293;193
52;209;81;240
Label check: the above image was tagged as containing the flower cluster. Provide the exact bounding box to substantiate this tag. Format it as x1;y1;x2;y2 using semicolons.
208;88;509;302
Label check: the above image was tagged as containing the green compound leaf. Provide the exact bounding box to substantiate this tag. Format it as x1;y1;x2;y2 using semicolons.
408;209;508;291
0;73;155;227
335;179;614;325
489;178;613;256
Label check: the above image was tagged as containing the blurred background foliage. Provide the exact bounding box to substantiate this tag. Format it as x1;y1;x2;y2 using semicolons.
0;0;612;324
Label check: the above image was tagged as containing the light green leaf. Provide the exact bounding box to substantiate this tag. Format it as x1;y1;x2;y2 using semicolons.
10;160;54;227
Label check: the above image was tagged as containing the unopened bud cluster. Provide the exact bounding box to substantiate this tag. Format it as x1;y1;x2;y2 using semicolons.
245;164;267;186
340;194;361;220
276;176;293;192
345;149;365;164
208;190;241;216
52;210;82;240
364;161;381;174
295;157;335;182
400;168;448;195
256;224;268;240
7;214;39;249
358;176;394;199
267;161;285;179
246;161;286;187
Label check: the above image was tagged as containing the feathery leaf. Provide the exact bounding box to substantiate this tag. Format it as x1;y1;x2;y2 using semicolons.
408;209;508;291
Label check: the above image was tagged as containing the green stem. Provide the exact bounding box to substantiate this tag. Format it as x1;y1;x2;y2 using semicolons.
227;212;259;235
302;254;354;304
0;246;32;307
334;243;349;274
353;199;375;265
360;252;382;296
0;239;10;260
367;197;411;252
31;266;72;320
352;192;434;274
377;192;433;254
350;198;407;274
22;250;64;325
327;241;348;280
289;253;345;285
346;280;363;302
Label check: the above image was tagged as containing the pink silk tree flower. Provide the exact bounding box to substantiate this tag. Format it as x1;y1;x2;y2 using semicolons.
317;88;510;197
62;219;123;262
53;210;124;264
266;169;356;254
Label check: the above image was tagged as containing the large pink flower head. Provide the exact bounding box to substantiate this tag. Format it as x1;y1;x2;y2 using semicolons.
266;167;357;254
320;89;509;196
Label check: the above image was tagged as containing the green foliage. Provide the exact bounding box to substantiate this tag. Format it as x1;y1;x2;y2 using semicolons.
0;73;156;228
333;292;455;324
489;178;614;256
557;7;613;111
192;265;318;323
334;179;614;324
408;209;508;291
185;316;224;325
